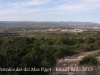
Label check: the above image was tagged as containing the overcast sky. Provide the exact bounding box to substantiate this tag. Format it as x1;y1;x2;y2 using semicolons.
0;0;100;23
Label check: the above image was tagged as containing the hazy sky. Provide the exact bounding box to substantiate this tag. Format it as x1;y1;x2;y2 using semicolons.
0;0;100;23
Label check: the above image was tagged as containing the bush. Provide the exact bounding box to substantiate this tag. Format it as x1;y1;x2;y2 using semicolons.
79;55;99;66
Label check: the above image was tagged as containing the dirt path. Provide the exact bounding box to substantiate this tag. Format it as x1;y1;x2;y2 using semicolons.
50;50;100;75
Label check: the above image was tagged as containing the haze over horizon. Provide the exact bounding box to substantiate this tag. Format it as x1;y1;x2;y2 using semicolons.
0;0;100;23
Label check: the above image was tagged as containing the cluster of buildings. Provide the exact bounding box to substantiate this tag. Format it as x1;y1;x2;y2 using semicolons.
22;26;100;33
61;29;88;33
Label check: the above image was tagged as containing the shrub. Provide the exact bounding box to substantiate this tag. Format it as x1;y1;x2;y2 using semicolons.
79;55;99;66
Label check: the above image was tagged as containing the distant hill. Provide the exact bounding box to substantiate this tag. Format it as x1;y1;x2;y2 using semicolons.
0;21;99;26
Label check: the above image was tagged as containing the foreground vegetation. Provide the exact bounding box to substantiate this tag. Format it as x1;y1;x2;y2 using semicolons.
79;55;99;66
0;32;100;75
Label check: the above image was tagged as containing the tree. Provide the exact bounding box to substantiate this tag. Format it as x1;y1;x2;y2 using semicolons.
85;36;95;44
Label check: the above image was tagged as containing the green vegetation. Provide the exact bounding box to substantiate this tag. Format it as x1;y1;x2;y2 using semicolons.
79;55;99;66
0;32;100;75
0;37;77;75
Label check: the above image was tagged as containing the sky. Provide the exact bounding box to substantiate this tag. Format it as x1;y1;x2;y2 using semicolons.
0;0;100;23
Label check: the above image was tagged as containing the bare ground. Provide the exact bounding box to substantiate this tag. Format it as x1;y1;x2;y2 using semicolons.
50;50;100;75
